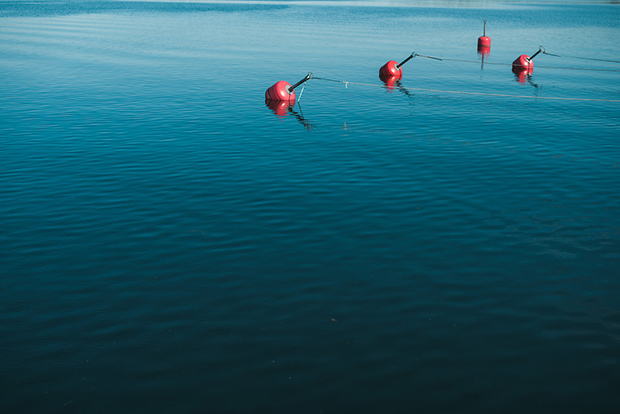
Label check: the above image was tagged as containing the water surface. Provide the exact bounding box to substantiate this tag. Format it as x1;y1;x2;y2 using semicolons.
1;1;619;413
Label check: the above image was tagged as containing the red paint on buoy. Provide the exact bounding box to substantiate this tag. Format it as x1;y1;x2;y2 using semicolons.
380;53;415;81
265;81;295;102
379;60;402;80
513;48;543;73
512;54;533;70
265;99;292;116
478;36;491;48
477;45;490;58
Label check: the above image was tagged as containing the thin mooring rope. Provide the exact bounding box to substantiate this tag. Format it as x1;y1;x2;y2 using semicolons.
309;75;620;103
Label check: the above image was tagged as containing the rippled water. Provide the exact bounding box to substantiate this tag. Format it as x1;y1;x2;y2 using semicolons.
1;1;619;413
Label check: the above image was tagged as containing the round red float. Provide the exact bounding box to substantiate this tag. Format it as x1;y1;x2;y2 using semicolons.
379;60;402;79
478;36;491;48
265;81;295;102
512;54;533;70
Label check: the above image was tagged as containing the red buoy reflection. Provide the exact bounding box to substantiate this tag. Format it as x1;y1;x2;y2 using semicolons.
477;45;490;58
380;75;401;91
512;66;533;83
265;99;293;116
265;100;313;130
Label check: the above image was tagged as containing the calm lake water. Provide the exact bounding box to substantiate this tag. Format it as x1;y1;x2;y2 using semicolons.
1;1;619;412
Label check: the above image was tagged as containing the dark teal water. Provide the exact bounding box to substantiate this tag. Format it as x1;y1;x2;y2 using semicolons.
1;1;619;413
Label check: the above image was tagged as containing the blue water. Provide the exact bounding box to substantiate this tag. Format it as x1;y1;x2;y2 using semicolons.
1;1;619;412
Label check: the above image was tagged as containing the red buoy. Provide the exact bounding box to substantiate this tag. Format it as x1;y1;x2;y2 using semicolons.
478;36;491;48
265;80;295;102
379;60;402;80
379;53;415;81
264;73;313;103
478;20;491;49
512;54;533;70
512;48;543;72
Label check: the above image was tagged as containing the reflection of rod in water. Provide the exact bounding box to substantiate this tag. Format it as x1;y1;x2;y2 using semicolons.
397;84;414;101
265;99;313;130
477;44;490;69
289;104;314;131
512;67;540;89
387;79;414;102
382;76;415;102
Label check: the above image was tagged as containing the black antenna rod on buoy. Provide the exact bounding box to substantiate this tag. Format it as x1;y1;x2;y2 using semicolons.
527;47;543;62
397;53;416;68
289;73;313;91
